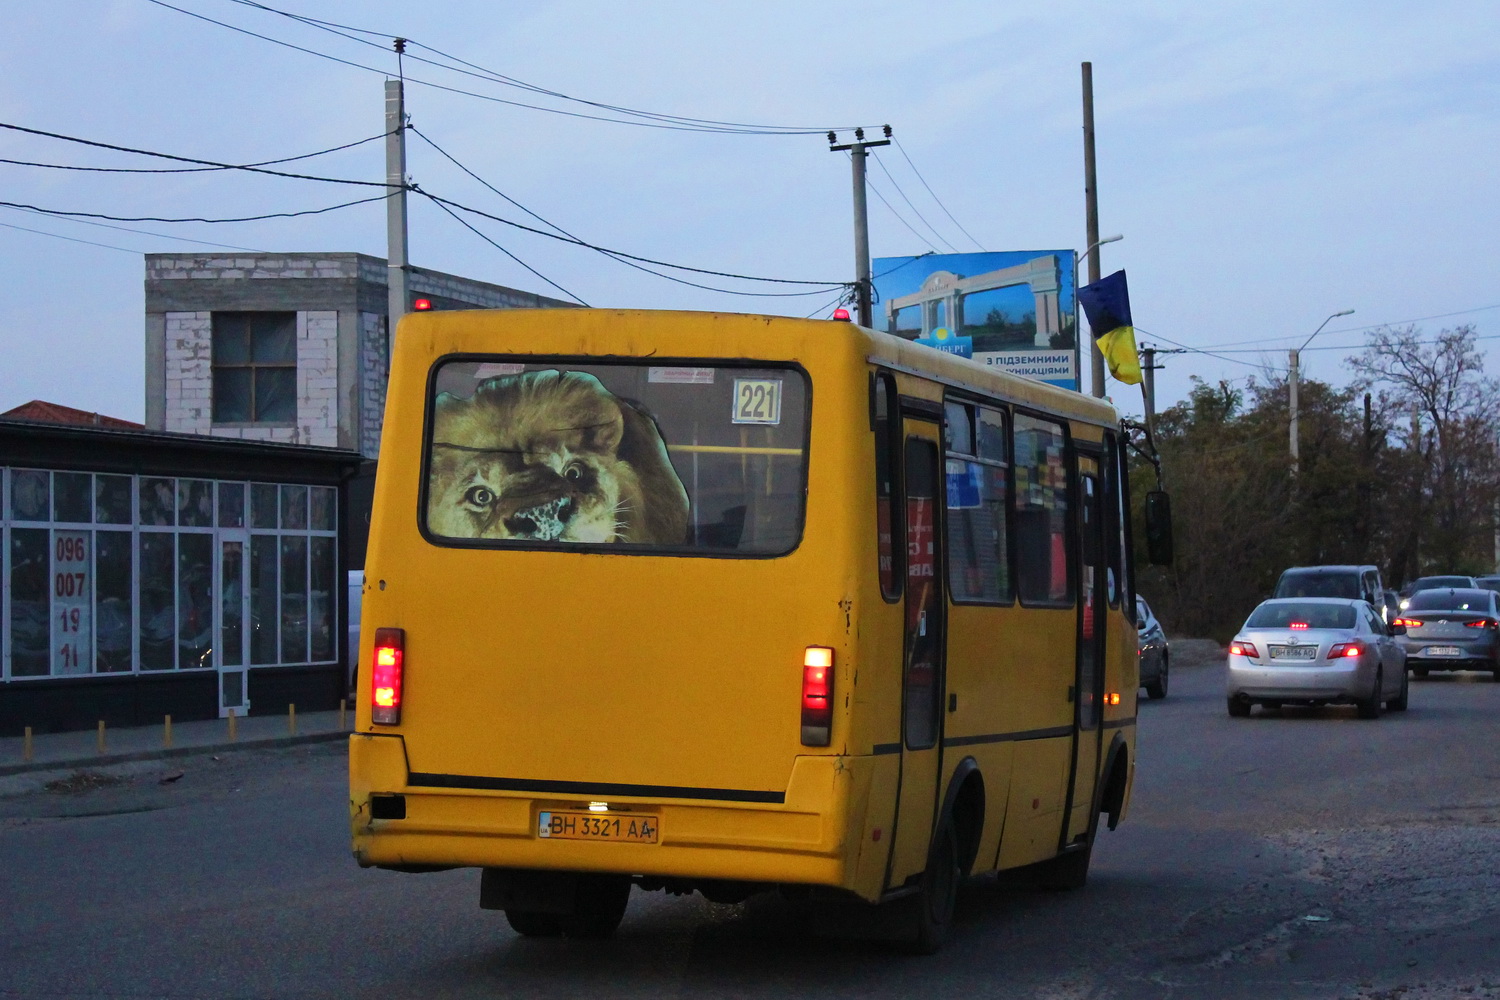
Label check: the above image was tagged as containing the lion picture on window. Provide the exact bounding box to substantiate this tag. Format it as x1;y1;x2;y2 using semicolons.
426;370;690;544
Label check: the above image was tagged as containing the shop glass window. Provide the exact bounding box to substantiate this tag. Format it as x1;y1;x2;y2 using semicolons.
178;479;213;527
212;312;296;424
53;472;92;523
139;478;175;526
280;536;308;662
310;536;335;661
95;475;133;524
218;482;245;528
945;402;1011;604
11;470;49;522
178;534;213;670
52;529;91;676
138;533;176;670
250;535;279;664
9;529;50;676
251;483;279;529
95;531;133;673
310;487;337;531
1014;414;1072;605
281;485;308;531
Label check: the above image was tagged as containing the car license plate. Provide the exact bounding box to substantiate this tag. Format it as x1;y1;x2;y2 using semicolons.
1425;646;1462;657
1269;645;1317;660
537;810;659;844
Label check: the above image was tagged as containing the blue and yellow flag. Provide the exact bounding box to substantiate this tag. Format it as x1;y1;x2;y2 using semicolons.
1076;269;1141;386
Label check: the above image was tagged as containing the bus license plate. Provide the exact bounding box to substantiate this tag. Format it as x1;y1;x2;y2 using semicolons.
1426;646;1461;656
537;811;659;844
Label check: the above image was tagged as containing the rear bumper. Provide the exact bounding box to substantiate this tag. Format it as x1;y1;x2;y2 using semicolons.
1226;656;1374;702
1399;635;1499;668
349;733;865;893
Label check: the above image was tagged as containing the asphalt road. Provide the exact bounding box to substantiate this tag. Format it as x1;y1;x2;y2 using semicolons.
3;646;1499;999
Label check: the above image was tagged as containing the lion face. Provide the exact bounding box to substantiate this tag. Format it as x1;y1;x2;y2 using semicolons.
426;370;688;545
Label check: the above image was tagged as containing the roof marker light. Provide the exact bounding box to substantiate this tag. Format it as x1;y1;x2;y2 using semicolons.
832;308;851;321
413;297;433;311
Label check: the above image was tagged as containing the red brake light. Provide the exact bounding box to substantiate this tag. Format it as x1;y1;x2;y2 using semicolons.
1393;618;1421;628
801;646;834;746
371;627;405;725
1230;641;1259;658
1289;622;1309;629
1328;641;1364;659
1464;618;1497;629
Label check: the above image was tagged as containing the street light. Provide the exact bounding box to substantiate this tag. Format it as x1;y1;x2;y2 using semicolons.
1074;234;1123;396
1289;308;1356;473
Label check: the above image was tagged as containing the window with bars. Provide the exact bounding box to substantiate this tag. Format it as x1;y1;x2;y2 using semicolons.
212;312;297;423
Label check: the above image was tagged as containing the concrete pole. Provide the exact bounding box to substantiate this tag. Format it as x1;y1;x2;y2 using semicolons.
1142;346;1157;439
385;78;410;362
851;144;873;328
1082;62;1105;398
1289;348;1301;475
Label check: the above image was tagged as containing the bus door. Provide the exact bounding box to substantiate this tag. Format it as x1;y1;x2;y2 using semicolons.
1063;451;1106;846
887;427;947;889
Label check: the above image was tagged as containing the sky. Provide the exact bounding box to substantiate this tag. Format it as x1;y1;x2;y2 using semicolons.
1;1;1497;424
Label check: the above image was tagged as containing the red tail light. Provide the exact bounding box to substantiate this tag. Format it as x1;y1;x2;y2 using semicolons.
1393;618;1421;628
1464;618;1498;629
371;627;405;725
1328;640;1365;659
1289;622;1309;629
1230;640;1259;657
801;646;834;746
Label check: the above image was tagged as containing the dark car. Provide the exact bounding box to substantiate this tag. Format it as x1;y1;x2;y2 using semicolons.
1273;565;1385;613
1398;575;1479;610
1473;575;1500;596
1394;588;1500;679
1137;596;1169;699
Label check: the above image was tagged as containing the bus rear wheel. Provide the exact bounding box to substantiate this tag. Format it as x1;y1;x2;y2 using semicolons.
909;823;960;954
504;909;564;937
561;875;632;939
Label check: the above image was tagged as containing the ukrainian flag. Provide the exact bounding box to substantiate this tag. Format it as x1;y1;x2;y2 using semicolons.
1076;269;1141;386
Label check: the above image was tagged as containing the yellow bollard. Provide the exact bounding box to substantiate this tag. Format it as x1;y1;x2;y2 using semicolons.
23;727;33;762
227;708;237;742
164;714;173;749
289;703;297;736
97;720;106;753
338;698;347;731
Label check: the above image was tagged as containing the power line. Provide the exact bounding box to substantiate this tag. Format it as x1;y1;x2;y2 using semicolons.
421;196;588;306
1134;327;1281;373
0;192;390;224
1;205;267;251
0;219;142;254
1178;304;1500;350
0;121;390;188
223;0;864;135
869;150;958;253
0;128;391;175
892;139;987;252
149;0;866;136
862;168;938;253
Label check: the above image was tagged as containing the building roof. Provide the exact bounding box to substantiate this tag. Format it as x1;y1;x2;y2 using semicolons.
1;400;145;430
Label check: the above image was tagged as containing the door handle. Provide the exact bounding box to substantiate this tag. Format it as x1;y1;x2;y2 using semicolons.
948;693;958;713
1067;684;1076;703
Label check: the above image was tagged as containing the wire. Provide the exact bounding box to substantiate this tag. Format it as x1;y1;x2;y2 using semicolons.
221;0;873;135
0;192;389;224
863;170;938;253
1;205;268;251
421;196;588;306
0;128;391;175
1133;327;1281;373
148;0;858;135
892;139;987;253
870;150;958;254
0;220;142;254
0;121;390;188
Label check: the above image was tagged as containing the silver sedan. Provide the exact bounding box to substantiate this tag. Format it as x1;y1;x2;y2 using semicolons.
1226;598;1408;718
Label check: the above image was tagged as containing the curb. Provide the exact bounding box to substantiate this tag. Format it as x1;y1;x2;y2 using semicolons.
0;730;349;779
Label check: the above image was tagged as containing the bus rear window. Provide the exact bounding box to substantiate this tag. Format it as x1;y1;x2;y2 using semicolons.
423;360;809;555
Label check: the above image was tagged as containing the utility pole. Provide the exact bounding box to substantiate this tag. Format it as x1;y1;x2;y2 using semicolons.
829;126;891;328
1289;347;1301;474
385;46;411;363
1141;346;1160;438
1081;62;1105;398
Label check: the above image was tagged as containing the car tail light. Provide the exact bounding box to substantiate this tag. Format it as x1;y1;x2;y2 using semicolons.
1328;641;1364;659
1230;640;1259;658
1393;618;1422;628
371;627;405;725
1464;618;1498;630
801;646;834;746
1289;622;1309;629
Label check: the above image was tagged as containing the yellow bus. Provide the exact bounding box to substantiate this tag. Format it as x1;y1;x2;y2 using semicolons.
349;307;1161;951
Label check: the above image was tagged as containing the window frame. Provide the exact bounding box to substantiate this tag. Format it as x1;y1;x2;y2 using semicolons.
942;394;1015;608
1012;407;1077;610
210;311;298;426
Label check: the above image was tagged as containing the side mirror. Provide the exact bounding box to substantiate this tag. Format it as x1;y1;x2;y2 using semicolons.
1144;490;1174;566
1136;617;1147;630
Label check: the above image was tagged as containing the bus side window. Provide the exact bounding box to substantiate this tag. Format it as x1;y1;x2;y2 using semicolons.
873;373;902;601
1103;434;1125;609
946;401;1012;604
1014;414;1072;605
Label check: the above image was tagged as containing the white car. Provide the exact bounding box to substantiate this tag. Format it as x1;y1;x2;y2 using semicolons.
1226;597;1407;718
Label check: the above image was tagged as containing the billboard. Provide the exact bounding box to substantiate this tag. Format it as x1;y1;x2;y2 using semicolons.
871;250;1078;390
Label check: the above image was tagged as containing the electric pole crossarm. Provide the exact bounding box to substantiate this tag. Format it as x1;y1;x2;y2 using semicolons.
829;127;892;328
